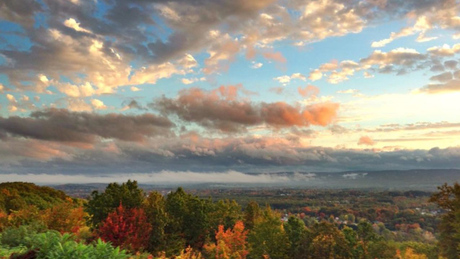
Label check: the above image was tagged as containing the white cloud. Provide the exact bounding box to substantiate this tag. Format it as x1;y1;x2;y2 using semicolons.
251;61;263;69
274;73;306;85
181;77;206;85
91;99;107;110
130;86;141;92
63;18;92;33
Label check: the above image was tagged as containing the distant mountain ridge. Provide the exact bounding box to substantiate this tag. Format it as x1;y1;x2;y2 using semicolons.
48;169;460;197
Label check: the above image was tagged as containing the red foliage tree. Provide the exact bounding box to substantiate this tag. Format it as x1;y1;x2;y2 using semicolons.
97;203;152;252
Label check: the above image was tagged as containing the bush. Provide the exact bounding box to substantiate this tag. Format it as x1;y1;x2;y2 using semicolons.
1;228;131;259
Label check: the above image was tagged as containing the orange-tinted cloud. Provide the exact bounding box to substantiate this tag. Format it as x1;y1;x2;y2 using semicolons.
358;136;376;146
298;85;320;98
262;51;287;63
154;86;339;132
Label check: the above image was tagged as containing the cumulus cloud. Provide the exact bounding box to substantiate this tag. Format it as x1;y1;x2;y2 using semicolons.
1;0;459;97
153;86;339;132
313;45;460;87
274;73;306;85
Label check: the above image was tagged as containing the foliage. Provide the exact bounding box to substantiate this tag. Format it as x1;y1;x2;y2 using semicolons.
143;191;168;255
243;202;260;231
306;221;352;259
284;216;307;258
163;187;210;255
0;182;68;214
98;203;152;252
208;200;242;235
429;182;460;259
41;198;86;234
0;181;449;259
204;220;248;259
1;229;131;259
85;180;145;228
247;207;289;259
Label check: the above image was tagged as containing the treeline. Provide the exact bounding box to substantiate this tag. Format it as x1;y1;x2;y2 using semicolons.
0;181;459;258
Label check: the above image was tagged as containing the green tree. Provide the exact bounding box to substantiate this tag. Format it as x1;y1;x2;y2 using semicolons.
429;182;460;259
284;216;307;258
143;191;168;255
357;221;378;258
164;187;211;256
209;199;242;234
247;207;289;259
85;180;145;228
243;201;260;231
307;221;352;259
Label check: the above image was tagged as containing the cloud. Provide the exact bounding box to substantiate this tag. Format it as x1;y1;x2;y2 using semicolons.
369;121;460;133
153;86;339;132
313;46;460;85
308;70;323;81
0;109;174;144
251;62;263;69
371;16;436;48
262;52;287;63
420;79;460;94
0;170;318;184
121;100;146;111
430;72;453;82
181;77;206;85
4;94;37;113
2;134;460;175
130;86;141;92
91;99;107;110
2;0;459;98
358;136;376;146
427;44;460;57
274;73;306;85
298;85;320;98
337;89;358;94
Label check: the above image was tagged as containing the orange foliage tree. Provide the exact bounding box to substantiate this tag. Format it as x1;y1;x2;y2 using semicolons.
205;220;248;259
97;203;152;252
41;199;86;234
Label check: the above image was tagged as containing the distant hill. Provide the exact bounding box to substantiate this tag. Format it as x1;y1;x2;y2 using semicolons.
0;182;69;213
49;169;460;197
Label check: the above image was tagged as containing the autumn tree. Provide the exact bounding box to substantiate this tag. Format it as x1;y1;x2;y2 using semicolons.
209;199;242;235
205;220;249;259
85;180;145;228
97;203;152;252
41;198;86;234
429;182;460;259
306;221;352;259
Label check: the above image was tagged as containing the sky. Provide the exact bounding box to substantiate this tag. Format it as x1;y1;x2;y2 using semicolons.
0;0;460;183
